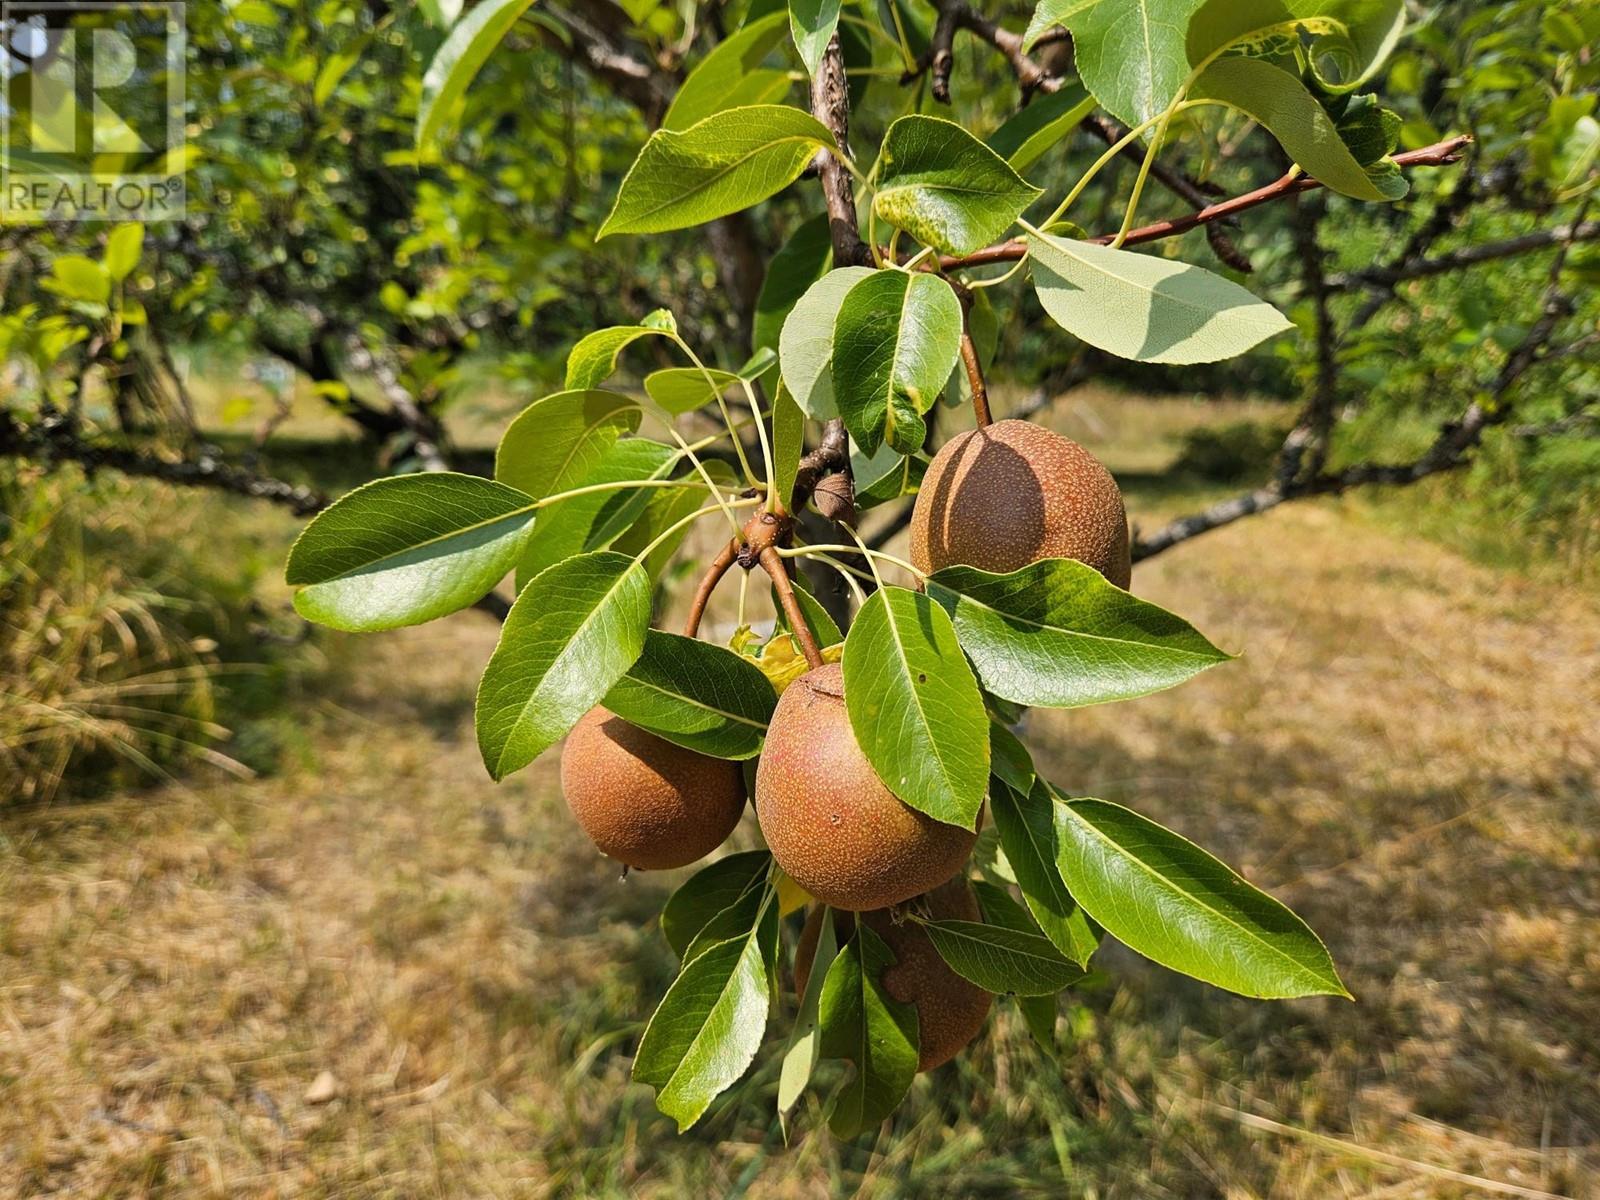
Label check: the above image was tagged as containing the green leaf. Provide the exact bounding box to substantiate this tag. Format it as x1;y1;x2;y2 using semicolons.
565;312;677;390
47;255;111;305
634;900;776;1131
1066;0;1206;126
475;551;651;780
855;452;925;510
604;630;777;760
1185;0;1404;92
516;440;678;588
416;0;538;160
778;905;837;1122
842;586;989;830
1053;796;1350;999
986;83;1096;174
790;0;842;76
819;925;918;1138
872;116;1042;256
755;213;833;364
684;873;775;963
988;723;1035;797
832;270;963;455
1029;230;1294;364
417;0;463;26
771;379;806;515
1021;0;1099;52
664;13;792;131
927;558;1232;707
103;223;144;283
599;106;836;238
660;851;773;957
921;918;1085;996
643;367;742;415
989;779;1101;967
772;576;844;648
779;266;875;421
494;389;641;499
287;473;534;633
1191;57;1406;201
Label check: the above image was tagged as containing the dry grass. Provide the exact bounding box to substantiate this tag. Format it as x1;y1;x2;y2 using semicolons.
1;393;1597;1197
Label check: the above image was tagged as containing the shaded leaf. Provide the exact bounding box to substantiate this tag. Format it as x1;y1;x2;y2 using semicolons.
664;13;792;130
989;778;1101;966
819;925;918;1138
771;379;806;515
604;630;778;760
790;0;842;76
1066;0;1205;126
661;851;773;957
417;0;538;160
754;213;833;364
644;367;742;415
986;83;1096;173
565;311;677;390
921;918;1085;995
778;905;837;1123
495;389;641;499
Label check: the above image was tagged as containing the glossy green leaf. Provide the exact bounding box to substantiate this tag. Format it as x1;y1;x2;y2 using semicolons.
778;904;837;1123
604;630;777;760
416;0;538;160
516;440;677;588
612;460;737;578
634;900;777;1131
790;0;842;76
1029;230;1294;364
494;389;641;499
660;851;773;957
921;918;1085;996
855;452;925;510
664;13;792;130
287;473;535;633
754;213;833;364
1185;0;1404;92
771;379;806;515
643;367;742;415
989;779;1101;966
986;83;1096;173
779;266;875;420
565;311;677;390
832;270;963;455
103;223;144;283
927;558;1232;707
988;723;1036;797
819;925;918;1138
1191;57;1406;201
1021;0;1099;51
872;116;1043;256
842;586;989;830
1065;0;1206;126
475;551;651;781
1053;796;1350;999
599;106;836;238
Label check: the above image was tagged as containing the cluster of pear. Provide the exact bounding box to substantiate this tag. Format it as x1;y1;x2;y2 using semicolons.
560;420;1130;1070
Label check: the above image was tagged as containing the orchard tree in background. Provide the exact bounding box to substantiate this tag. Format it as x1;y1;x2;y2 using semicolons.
1;0;1596;1139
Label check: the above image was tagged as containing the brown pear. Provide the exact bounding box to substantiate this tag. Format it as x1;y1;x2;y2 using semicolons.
560;707;746;871
754;663;977;911
909;418;1131;587
795;878;993;1072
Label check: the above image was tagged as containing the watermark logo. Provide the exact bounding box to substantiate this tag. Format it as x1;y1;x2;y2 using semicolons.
1;2;186;222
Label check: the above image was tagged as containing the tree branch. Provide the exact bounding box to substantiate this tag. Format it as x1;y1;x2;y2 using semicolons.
939;137;1475;271
0;410;328;516
1327;218;1600;292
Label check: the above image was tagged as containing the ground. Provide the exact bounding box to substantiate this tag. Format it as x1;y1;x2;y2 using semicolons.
1;391;1596;1198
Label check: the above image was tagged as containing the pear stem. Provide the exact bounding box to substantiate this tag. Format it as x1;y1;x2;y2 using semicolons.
684;538;739;638
760;546;826;670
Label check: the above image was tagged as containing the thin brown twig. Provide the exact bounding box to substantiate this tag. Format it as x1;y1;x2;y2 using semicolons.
937;136;1475;271
960;328;992;429
760;547;825;668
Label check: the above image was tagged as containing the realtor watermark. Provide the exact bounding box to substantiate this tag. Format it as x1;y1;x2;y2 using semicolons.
1;2;186;222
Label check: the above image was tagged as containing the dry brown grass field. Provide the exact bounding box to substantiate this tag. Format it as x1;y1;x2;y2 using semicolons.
2;389;1597;1198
